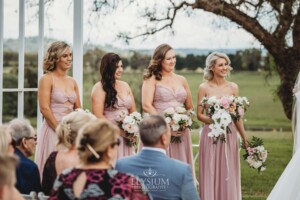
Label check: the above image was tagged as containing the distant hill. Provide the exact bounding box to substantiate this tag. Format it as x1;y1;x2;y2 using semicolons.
3;36;241;56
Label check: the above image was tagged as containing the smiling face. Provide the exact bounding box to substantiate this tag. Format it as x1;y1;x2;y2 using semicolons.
114;60;123;80
161;49;176;73
56;47;72;71
212;58;229;78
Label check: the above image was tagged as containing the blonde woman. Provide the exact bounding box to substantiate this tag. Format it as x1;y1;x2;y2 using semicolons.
197;52;248;200
0;125;14;154
35;41;81;177
50;119;151;199
42;109;96;195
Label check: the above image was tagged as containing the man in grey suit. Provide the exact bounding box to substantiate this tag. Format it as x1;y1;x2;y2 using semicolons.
116;115;199;200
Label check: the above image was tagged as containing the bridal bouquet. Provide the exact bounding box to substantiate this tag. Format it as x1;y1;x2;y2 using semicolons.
242;136;268;173
201;96;250;143
163;106;195;143
116;111;142;147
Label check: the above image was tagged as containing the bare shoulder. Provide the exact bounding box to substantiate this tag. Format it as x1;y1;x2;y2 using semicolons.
39;73;52;85
143;75;156;85
229;81;239;94
198;81;208;91
91;81;105;94
176;74;187;82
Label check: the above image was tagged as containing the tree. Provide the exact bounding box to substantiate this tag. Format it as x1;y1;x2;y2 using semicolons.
89;0;300;120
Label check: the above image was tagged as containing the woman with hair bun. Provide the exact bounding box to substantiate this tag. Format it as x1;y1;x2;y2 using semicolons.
42;109;96;195
35;41;81;178
50;119;151;199
91;52;137;159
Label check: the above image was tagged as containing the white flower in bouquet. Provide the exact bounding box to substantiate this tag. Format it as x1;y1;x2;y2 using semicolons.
207;96;218;105
171;124;180;131
260;166;266;172
163;106;195;143
242;136;268;173
164;107;175;115
165;117;171;124
172;113;182;124
116;111;143;147
123;115;135;125
252;160;263;169
175;106;187;114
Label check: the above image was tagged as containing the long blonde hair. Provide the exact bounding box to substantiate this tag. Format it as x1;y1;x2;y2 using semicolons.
0;125;10;153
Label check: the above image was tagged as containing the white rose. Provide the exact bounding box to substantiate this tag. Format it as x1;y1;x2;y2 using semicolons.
207;96;218;105
172;114;181;124
164;107;175;115
260;166;266;172
175;106;186;114
252;161;263;169
123;116;135;125
171;124;180;131
165;117;171;124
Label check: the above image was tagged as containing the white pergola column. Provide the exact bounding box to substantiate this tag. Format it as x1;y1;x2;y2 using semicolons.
0;0;4;124
18;0;25;119
37;0;44;133
73;0;83;104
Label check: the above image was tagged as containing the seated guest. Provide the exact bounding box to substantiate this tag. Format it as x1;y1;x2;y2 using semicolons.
0;125;14;154
116;115;199;200
0;154;25;200
8;119;42;194
50;119;151;199
42;109;96;195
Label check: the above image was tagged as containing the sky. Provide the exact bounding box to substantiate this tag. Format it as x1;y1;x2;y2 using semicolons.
3;0;262;50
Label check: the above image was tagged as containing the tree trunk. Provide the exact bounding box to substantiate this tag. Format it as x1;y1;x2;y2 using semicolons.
275;51;300;120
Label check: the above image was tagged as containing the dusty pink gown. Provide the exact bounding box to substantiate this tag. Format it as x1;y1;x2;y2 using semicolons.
104;96;134;159
153;84;194;174
35;88;76;178
199;99;241;200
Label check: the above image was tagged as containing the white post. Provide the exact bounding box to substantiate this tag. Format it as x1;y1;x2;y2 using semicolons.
73;0;83;105
18;0;25;119
37;0;44;133
0;0;3;124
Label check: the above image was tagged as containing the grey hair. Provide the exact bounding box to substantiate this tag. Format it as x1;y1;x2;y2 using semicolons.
8;119;35;145
139;115;168;146
203;52;232;80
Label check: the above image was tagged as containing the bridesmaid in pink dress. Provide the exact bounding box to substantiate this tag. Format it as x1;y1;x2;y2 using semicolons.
197;52;248;200
35;41;81;177
142;44;195;175
91;53;137;159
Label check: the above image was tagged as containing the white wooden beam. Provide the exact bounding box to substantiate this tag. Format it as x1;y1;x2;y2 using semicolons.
73;0;83;105
18;0;25;119
0;0;4;124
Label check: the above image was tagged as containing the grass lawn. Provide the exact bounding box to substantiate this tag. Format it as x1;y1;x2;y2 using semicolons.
191;129;293;199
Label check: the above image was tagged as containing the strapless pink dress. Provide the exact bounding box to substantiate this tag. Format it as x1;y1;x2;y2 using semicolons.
35;88;76;178
152;84;194;174
104;95;134;159
199;97;241;200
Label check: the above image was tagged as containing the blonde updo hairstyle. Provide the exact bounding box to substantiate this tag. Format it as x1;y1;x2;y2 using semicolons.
143;44;173;80
76;119;120;164
56;109;97;149
43;41;70;73
203;52;232;80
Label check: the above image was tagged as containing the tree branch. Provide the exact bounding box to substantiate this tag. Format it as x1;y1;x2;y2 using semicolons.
194;0;279;56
